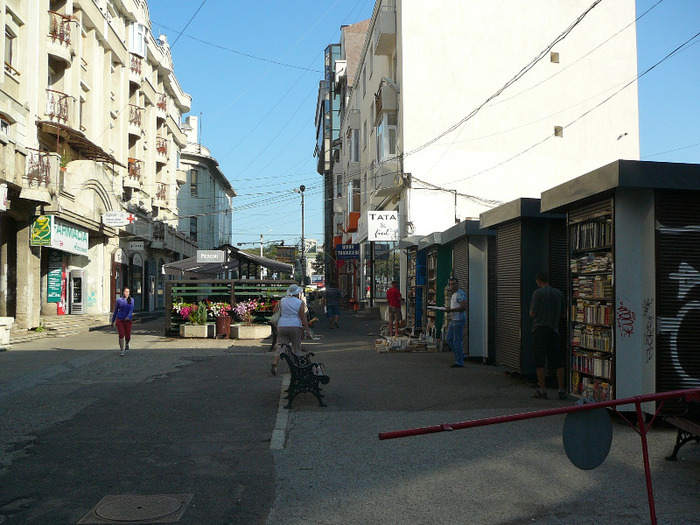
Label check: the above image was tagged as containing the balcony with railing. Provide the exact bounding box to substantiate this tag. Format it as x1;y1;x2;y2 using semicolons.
21;149;58;203
373;0;396;56
126;158;142;188
154;182;168;207
156;93;167;118
45;89;76;127
47;11;74;64
129;54;142;83
156;136;168;161
128;104;143;135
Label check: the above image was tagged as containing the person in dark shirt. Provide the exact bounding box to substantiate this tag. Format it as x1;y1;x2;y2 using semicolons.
323;285;342;329
386;280;403;336
529;272;566;399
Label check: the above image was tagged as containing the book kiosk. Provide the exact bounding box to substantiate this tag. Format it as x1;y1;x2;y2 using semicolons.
480;198;566;376
541;160;700;412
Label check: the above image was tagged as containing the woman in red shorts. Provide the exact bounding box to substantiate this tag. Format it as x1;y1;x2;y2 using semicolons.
110;287;134;356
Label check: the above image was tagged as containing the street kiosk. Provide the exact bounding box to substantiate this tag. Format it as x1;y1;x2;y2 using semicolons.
541;160;700;410
480;198;566;376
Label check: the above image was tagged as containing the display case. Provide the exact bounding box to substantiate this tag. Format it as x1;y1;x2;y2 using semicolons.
426;247;438;339
568;200;614;401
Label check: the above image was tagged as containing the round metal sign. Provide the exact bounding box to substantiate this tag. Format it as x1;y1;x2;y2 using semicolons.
562;407;613;470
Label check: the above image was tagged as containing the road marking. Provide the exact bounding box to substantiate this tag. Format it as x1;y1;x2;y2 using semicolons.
270;374;291;450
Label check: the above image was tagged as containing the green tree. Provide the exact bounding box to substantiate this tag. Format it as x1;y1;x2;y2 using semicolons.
312;253;325;275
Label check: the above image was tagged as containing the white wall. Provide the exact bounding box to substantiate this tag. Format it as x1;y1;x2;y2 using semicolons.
614;189;656;405
398;0;640;229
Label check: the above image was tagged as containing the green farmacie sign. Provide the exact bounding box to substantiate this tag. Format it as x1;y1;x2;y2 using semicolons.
31;215;89;256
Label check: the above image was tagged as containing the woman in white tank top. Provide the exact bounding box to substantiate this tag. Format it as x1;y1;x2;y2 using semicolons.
271;284;310;375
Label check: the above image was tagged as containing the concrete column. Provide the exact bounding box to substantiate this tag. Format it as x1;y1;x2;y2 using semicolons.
15;222;41;329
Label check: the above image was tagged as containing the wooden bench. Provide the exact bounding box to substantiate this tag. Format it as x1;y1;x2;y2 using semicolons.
279;350;330;409
665;402;700;461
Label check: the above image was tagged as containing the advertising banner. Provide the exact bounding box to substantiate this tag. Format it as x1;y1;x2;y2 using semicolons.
336;243;360;260
47;250;62;303
276;246;296;263
367;211;399;242
102;211;137;227
197;250;225;263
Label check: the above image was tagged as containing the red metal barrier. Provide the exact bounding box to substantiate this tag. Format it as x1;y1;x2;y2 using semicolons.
379;388;700;525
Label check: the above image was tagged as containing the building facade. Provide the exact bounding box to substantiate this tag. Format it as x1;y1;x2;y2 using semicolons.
178;115;235;251
0;0;196;327
325;0;640;304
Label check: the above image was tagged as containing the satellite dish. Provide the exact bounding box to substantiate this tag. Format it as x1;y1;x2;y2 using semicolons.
562;406;613;470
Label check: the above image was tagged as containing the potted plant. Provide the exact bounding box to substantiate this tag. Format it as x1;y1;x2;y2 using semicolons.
209;301;232;338
231;299;271;339
179;301;214;338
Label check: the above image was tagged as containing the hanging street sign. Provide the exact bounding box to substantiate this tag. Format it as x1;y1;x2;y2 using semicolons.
197;250;225;263
102;211;137;227
367;210;399;242
336;243;360;260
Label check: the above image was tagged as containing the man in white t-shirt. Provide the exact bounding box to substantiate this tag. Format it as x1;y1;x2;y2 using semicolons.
445;277;467;368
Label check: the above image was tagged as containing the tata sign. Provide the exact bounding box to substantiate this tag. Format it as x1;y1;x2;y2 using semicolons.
336;243;360;260
30;215;89;256
367;211;399;242
197;250;225;263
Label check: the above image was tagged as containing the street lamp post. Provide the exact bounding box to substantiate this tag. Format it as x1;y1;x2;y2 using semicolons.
299;184;306;288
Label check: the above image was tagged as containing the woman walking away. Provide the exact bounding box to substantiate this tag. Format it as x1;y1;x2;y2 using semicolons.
270;284;310;375
111;287;134;356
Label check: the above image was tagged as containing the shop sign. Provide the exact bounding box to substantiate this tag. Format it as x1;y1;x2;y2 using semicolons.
367;211;399;242
0;183;7;211
336;243;360;260
47;250;62;303
197;250;225;263
102;211;137;227
128;241;145;251
30;215;89;256
276;246;296;263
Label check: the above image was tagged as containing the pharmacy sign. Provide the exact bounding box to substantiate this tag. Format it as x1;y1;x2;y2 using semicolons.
31;215;89;256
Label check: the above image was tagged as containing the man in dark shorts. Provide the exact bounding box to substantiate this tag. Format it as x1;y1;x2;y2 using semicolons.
529;272;565;400
323;284;341;329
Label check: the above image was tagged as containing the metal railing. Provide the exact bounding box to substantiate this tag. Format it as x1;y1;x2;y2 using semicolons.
129;54;142;75
45;89;74;124
156;136;168;155
128;104;143;128
48;11;72;45
26;149;53;188
127;158;142;180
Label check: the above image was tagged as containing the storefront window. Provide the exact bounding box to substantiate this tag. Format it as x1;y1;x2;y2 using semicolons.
372;241;400;299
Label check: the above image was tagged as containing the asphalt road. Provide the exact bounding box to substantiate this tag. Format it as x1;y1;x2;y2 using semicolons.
0;310;698;524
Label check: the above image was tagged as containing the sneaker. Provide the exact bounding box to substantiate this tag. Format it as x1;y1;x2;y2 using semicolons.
125;343;130;352
270;364;277;376
532;390;548;399
334;321;339;328
120;350;125;357
558;390;567;400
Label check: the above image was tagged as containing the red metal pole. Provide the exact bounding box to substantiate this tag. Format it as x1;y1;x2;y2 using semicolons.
635;400;657;525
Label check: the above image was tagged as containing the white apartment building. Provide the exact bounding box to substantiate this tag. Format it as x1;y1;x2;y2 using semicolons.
0;0;196;327
331;0;640;301
178;115;235;251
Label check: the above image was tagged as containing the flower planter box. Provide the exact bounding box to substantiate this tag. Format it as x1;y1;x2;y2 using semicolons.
231;323;271;340
179;323;215;338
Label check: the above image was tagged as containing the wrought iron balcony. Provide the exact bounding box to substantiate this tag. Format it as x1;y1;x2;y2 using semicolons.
157;93;167;112
26;149;55;188
48;11;72;46
127;158;142;181
155;182;168;203
45;89;75;126
130;54;142;76
128;104;143;133
156;136;168;156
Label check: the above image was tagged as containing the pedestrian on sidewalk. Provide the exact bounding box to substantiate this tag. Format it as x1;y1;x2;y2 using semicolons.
529;271;566;400
323;284;341;329
386;280;404;336
271;284;310;375
445;277;467;368
110;287;134;356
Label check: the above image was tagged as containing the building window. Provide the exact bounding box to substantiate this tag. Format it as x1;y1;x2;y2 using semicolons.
349;179;360;212
336;173;342;198
130;23;147;57
362;67;366;98
4;28;16;76
0;116;9;135
350;129;360;162
376;112;398;162
554;125;564;138
190;217;198;241
190;169;198;196
363;121;367;150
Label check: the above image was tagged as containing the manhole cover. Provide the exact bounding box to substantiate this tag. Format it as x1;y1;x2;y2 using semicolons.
77;494;193;524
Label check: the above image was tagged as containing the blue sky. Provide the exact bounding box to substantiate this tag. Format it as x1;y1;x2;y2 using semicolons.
147;0;700;249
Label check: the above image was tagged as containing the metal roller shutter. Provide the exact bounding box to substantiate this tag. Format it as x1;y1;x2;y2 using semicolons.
452;238;470;355
656;191;700;411
496;221;521;371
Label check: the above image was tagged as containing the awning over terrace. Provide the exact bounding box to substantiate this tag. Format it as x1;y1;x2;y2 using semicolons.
163;245;293;278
